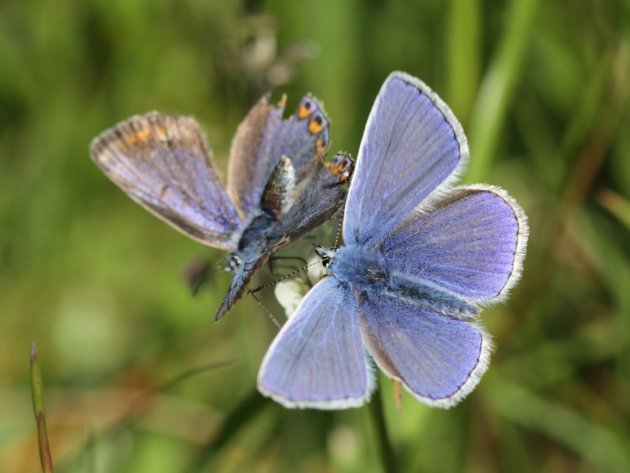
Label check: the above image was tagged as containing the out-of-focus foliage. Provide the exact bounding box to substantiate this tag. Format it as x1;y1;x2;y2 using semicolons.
1;0;630;472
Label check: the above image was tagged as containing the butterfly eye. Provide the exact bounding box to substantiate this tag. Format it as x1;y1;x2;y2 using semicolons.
308;114;325;134
226;254;242;272
298;99;313;119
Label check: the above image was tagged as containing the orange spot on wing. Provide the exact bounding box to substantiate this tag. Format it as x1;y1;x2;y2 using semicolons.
125;128;152;146
315;138;327;155
325;159;351;183
308;117;324;134
137;129;151;142
297;104;312;119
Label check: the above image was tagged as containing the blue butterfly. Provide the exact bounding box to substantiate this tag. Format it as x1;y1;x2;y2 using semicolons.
90;95;353;320
257;72;529;409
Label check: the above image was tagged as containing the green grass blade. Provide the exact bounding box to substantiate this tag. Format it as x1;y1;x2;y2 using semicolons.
30;342;54;473
447;0;481;124
465;0;540;181
369;387;397;473
486;379;630;473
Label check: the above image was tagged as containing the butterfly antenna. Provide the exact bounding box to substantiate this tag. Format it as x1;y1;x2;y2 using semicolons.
248;260;321;294
332;206;345;251
249;289;282;330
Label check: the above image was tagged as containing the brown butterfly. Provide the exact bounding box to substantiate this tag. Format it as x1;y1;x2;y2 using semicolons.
90;94;353;319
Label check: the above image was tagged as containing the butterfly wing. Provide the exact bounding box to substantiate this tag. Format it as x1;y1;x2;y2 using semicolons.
269;95;331;178
343;71;468;247
227;94;330;219
215;251;268;321
258;277;372;409
216;97;335;320
90;112;241;250
226;95;284;218
383;185;528;303
359;292;491;408
276;152;353;241
215;154;352;321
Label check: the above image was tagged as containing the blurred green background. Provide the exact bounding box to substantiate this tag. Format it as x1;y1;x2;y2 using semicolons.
2;0;630;472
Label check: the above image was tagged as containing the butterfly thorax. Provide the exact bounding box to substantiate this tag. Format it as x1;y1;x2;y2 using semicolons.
236;212;276;252
225;211;289;272
328;245;388;290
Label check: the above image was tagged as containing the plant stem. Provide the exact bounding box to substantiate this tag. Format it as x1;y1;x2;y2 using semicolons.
465;0;540;182
30;342;54;473
369;386;397;473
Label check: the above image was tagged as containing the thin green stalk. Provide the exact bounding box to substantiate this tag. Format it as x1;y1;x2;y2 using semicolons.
30;342;54;473
369;386;397;473
447;0;481;124
465;0;540;181
486;379;630;473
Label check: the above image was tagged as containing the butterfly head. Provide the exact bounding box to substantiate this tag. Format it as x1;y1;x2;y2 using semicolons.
314;245;337;268
225;253;242;273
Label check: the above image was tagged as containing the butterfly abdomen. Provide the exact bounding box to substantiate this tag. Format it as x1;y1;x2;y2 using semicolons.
387;272;479;318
